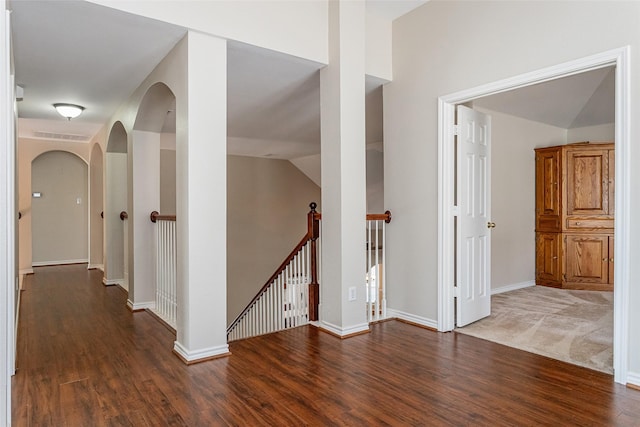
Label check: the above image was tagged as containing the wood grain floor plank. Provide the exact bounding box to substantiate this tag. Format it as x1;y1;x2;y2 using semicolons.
12;265;640;426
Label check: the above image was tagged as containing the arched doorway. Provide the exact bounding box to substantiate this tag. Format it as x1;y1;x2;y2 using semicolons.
31;151;88;266
89;143;104;270
104;121;129;290
128;82;176;311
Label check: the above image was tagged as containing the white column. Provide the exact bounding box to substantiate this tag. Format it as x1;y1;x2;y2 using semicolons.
104;152;127;287
319;0;368;336
0;3;14;424
128;131;160;309
173;31;229;362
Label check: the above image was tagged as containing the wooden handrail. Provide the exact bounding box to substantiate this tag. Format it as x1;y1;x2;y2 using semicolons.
150;211;177;223
306;211;392;223
120;211;128;221
18;211;21;220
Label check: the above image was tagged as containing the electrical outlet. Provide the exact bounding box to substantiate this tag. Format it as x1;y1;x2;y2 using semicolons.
348;286;357;301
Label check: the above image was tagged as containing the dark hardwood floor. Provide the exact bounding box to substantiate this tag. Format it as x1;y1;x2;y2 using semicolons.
12;264;640;426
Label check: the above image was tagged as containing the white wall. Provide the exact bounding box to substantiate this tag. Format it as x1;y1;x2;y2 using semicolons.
90;0;394;81
475;108;566;291
365;9;392;81
567;123;614;143
386;0;640;383
89;0;329;65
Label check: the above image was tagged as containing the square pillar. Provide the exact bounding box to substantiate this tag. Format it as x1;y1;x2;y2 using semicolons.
173;32;229;362
319;0;368;336
128;130;160;310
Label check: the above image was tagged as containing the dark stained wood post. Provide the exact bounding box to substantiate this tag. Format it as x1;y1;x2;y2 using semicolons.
308;202;320;321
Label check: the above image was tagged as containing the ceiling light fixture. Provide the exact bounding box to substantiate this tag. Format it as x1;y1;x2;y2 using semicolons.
53;103;85;121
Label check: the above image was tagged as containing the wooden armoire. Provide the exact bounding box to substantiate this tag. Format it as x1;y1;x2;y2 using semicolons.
534;142;614;291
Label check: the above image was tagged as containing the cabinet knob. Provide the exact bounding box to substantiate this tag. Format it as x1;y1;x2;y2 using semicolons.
602;258;607;262
552;256;558;260
575;222;581;225
610;258;614;262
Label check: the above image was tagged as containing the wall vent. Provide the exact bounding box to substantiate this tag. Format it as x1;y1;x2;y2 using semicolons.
33;131;90;142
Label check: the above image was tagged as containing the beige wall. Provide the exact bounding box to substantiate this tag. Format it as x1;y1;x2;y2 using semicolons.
475;108;566;291
567;123;615;143
160;149;176;215
387;0;640;379
18;138;91;272
227;155;321;324
31;151;88;264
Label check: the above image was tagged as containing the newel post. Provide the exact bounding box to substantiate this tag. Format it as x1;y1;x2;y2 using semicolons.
308;202;320;321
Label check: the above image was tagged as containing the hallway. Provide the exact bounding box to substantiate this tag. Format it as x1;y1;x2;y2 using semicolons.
12;265;640;425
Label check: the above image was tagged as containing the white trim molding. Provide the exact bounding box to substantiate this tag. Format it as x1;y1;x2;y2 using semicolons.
319;320;369;338
387;308;438;330
126;300;155;311
19;268;33;276
87;263;104;271
437;46;631;385
626;372;640;390
173;341;230;363
32;259;88;267
491;280;535;295
102;277;123;286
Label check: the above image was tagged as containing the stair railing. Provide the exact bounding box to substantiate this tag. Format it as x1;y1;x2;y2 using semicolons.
227;204;392;342
366;211;391;322
150;210;177;329
227;203;320;342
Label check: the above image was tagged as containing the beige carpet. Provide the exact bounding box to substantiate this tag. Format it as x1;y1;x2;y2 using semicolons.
456;285;613;374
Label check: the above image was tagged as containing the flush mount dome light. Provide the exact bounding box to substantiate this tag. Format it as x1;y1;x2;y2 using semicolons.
53;103;85;120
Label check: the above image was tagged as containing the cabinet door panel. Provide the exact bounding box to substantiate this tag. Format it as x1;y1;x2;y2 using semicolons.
536;233;561;284
565;234;608;284
536;149;561;231
566;150;608;216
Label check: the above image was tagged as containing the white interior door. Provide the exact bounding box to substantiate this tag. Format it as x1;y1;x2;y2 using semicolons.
456;105;492;327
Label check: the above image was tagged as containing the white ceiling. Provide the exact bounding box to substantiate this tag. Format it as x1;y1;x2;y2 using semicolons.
474;67;615;129
11;0;614;158
12;0;187;134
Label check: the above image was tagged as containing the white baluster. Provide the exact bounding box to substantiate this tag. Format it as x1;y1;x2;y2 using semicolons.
381;219;386;319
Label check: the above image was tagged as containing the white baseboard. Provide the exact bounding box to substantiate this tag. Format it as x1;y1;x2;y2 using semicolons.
32;259;88;267
626;371;640;389
491;280;535;295
319;320;369;337
19;268;33;276
387;308;438;330
87;263;104;271
102;277;122;286
18;274;24;291
127;300;155;311
173;341;230;363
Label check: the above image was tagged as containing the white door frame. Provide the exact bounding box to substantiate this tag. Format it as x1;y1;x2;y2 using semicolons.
437;47;631;385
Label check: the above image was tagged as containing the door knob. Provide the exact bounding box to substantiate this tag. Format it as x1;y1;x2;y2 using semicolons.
487;222;496;229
